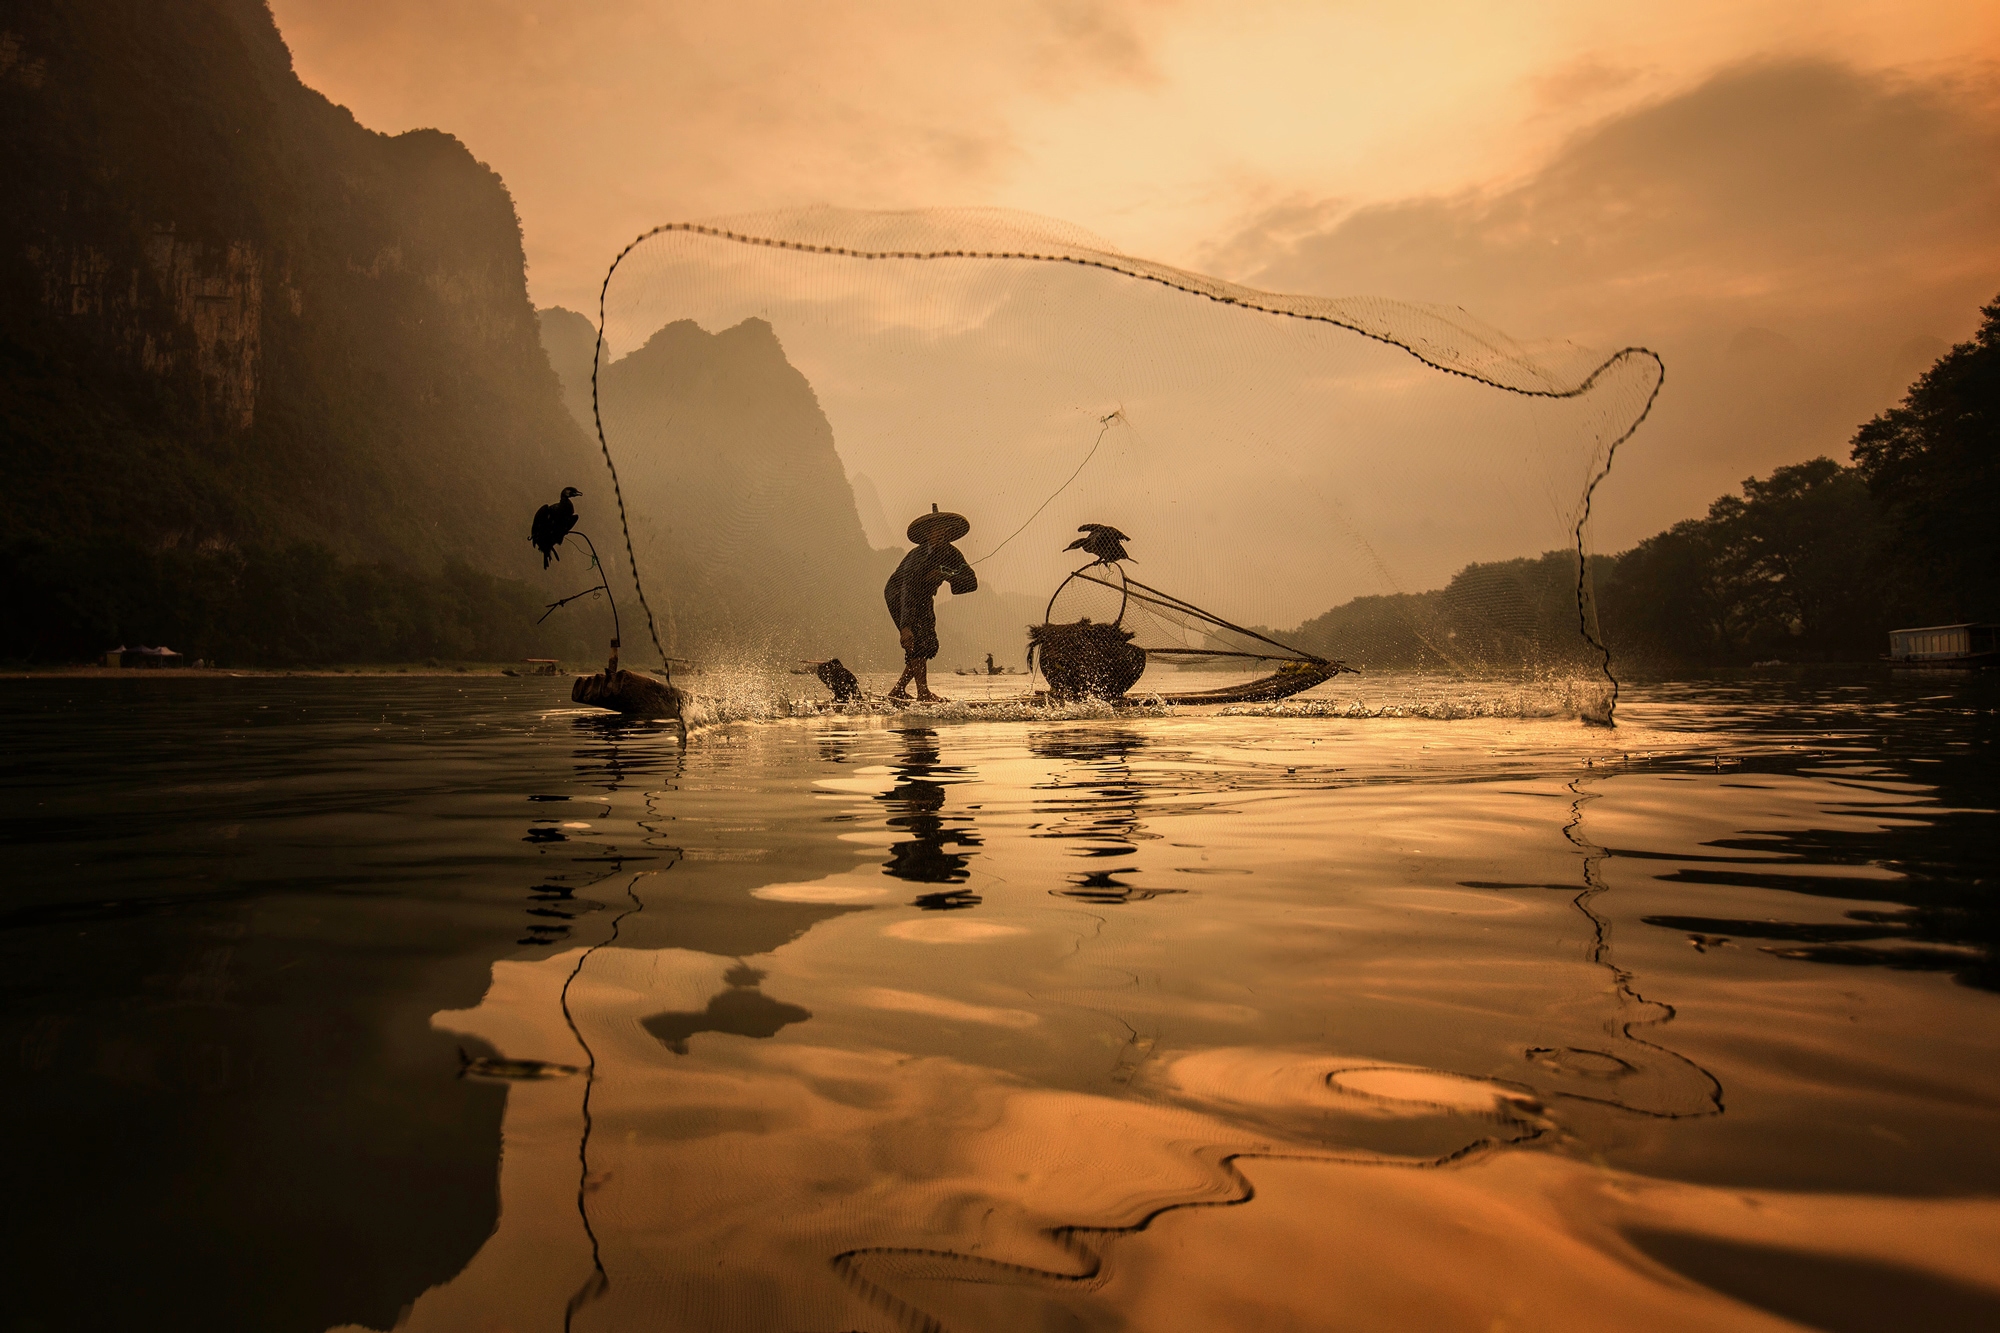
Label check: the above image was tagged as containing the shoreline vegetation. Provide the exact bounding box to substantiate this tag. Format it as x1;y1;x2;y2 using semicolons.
1277;296;1997;674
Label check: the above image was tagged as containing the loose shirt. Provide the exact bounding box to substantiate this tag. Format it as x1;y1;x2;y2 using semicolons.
884;543;977;630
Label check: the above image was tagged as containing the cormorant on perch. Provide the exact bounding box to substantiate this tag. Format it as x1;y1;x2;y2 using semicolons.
530;487;582;568
1065;523;1132;565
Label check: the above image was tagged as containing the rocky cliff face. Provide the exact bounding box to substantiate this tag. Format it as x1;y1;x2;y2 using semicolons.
26;229;267;433
2;0;595;659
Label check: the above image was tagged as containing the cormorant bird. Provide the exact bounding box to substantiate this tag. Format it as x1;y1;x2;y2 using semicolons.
813;658;862;702
1065;523;1132;565
530;487;581;567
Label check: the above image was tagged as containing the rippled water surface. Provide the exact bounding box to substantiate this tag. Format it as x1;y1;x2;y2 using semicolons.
7;673;1997;1332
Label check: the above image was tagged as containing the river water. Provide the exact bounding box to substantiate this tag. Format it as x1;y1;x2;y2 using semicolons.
6;671;1996;1332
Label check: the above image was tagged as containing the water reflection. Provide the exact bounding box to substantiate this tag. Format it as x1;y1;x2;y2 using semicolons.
1633;763;1999;990
642;963;813;1054
1621;673;1996;989
509;720;683;949
878;727;983;909
1547;777;1725;1119
568;711;687;790
9;675;2000;1331
4;679;595;1333
1030;727;1182;904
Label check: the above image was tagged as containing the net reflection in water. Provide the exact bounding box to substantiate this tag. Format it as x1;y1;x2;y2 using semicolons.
587;209;1662;714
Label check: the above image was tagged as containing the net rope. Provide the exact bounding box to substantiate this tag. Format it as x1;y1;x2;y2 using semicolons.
585;208;1665;717
968;410;1122;568
598;218;1660;401
590;285;672;675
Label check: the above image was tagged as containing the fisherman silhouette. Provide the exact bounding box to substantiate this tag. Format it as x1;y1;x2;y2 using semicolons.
530;486;581;568
1066;522;1132;565
886;505;977;701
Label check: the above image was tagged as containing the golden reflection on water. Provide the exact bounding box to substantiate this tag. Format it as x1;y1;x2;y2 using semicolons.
345;711;2000;1332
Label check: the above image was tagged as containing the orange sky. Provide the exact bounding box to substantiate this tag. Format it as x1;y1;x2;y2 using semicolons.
268;0;2000;547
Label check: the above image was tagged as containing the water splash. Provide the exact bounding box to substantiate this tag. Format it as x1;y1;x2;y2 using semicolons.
1221;677;1615;722
652;668;1622;732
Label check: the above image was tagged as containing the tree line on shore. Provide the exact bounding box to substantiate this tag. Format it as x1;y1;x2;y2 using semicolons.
9;536;597;666
1285;295;1997;672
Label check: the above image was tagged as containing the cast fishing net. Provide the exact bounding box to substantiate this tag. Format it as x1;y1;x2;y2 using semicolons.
584;208;1661;718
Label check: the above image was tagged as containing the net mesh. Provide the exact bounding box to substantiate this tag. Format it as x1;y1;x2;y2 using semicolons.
584;208;1662;718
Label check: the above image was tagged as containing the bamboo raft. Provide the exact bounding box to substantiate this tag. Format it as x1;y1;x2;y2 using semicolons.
1150;657;1346;705
1021;562;1355;706
572;667;682;720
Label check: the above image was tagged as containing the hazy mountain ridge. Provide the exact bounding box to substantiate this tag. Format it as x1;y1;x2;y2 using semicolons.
541;310;900;663
537;304;604;438
2;0;596;660
540;306;1061;670
545;296;1993;678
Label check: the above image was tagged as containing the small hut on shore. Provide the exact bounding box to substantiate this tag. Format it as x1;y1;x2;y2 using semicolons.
103;646;187;669
1887;624;1997;669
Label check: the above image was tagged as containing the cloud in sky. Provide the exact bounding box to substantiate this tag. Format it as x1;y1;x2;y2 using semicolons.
265;0;1999;547
266;0;1176;304
268;0;1998;296
1211;59;2000;544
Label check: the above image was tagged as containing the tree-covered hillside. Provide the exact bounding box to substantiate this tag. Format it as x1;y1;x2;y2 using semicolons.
1;1;600;662
1596;296;1996;666
1280;295;1998;672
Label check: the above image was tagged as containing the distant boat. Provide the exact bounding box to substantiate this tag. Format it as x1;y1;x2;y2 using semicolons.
1887;623;1997;669
955;653;1023;676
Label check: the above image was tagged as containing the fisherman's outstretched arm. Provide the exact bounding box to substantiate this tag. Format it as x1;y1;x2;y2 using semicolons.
943;547;977;594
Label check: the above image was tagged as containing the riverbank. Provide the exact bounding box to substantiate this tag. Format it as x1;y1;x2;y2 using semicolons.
0;663;565;679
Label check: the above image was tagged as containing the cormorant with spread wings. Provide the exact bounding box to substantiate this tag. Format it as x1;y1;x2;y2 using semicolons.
1065;522;1132;565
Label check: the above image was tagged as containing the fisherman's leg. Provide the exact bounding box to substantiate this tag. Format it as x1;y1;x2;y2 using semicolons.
911;622;944;700
888;621;918;698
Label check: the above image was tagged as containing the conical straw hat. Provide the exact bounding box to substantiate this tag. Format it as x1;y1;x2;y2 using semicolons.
907;505;970;543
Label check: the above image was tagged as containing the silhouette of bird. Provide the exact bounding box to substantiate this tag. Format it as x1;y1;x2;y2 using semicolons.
530;487;581;568
813;658;862;702
1065;523;1132;564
